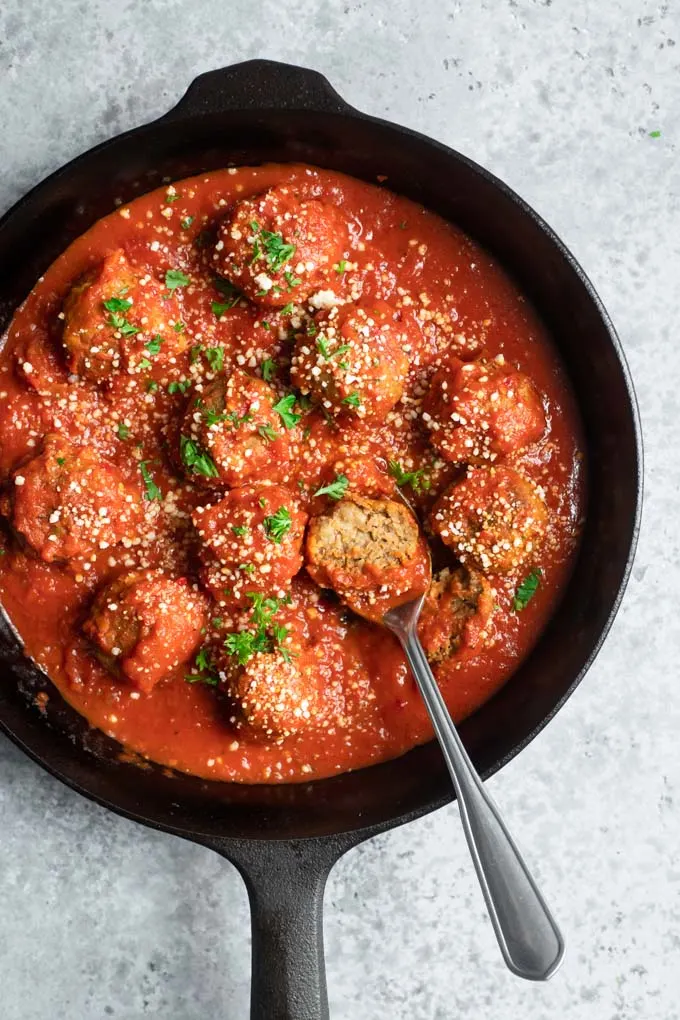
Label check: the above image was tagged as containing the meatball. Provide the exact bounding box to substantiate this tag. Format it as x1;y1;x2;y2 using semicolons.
225;650;323;739
291;302;409;419
418;566;494;664
2;434;142;563
422;357;546;464
305;494;430;620
430;465;547;574
193;484;307;607
62;250;185;383
84;570;209;693
215;185;348;307
179;370;292;487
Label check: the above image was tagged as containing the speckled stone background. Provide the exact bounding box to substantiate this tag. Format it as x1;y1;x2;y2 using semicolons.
0;1;676;1017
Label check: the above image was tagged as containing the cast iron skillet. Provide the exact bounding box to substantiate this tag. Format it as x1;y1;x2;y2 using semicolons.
0;60;642;1019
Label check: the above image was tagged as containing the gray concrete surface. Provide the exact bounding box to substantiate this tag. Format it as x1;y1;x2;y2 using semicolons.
0;1;677;1017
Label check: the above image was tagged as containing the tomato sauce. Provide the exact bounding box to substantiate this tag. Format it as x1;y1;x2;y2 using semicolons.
0;164;585;783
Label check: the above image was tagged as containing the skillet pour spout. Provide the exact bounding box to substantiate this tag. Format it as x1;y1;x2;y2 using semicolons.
0;59;642;1020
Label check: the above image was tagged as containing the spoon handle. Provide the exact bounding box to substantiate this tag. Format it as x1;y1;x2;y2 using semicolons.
399;626;565;981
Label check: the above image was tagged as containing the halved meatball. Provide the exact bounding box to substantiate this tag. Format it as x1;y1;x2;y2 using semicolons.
291;302;409;419
62;250;185;383
418;566;494;664
430;465;547;574
179;370;292;487
214;185;348;307
305;493;430;620
193;484;307;607
84;570;209;693
422;357;546;464
2;434;142;563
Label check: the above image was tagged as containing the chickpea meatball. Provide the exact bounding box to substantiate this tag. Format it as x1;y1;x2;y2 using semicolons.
179;370;292;488
422;357;546;464
215;185;348;307
305;494;430;620
291;302;409;419
193;484;307;607
430;465;547;574
225;649;323;739
84;570;209;693
62;250;185;383
418;566;494;664
2;435;142;563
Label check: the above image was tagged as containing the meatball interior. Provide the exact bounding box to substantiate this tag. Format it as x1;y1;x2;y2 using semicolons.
418;565;495;664
306;493;430;620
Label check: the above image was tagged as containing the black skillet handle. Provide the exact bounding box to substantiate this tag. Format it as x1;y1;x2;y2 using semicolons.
205;836;349;1020
162;59;358;121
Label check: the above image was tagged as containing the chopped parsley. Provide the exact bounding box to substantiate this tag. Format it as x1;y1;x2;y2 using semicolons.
334;259;347;273
317;336;331;359
138;357;153;371
190;344;203;364
173;321;186;333
145;334;164;356
258;423;279;442
649;130;661;138
314;474;349;500
184;647;219;686
342;392;361;408
223;592;292;665
203;346;225;373
388;460;431;493
168;379;191;395
284;270;301;290
232;525;249;537
179;435;219;478
146;380;159;393
212;277;241;315
264;506;292;544
117;423;130;440
56;457;66;466
103;297;132;314
280;302;294;315
249;221;296;272
272;394;302;429
261;358;276;382
512;569;542;612
165;191;181;203
180;216;194;230
165;269;190;291
240;563;256;576
103;295;139;337
139;461;162;502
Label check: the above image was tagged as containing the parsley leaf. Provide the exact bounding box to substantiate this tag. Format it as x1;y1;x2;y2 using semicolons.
284;270;301;290
180;216;194;230
168;380;191;395
140;461;162;502
103;297;132;314
314;474;349;500
232;525;249;537
180;435;219;478
165;191;181;203
261;358;276;382
138;357;153;371
173;321;186;333
280;302;294;315
224;631;261;665
272;394;302;429
249;222;296;272
317;336;330;358
145;334;164;356
342;392;361;408
184;647;220;686
264;506;292;544
649;130;661;138
512;569;542;612
165;269;190;291
204;347;225;373
258;424;279;442
334;260;347;273
117;423;130;440
388;459;431;493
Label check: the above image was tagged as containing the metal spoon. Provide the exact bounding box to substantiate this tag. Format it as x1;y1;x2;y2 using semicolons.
383;593;565;981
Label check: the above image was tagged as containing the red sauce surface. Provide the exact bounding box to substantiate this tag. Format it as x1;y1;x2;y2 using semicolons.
0;164;585;783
